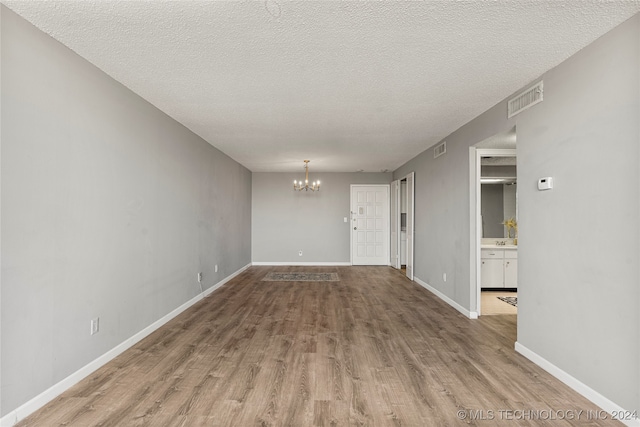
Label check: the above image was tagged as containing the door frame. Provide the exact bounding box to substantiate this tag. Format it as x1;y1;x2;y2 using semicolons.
469;148;516;317
349;184;391;266
390;180;401;269
390;172;415;280
405;172;415;280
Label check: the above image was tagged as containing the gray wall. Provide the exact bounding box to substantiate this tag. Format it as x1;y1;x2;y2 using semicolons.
0;7;251;416
516;14;639;412
252;172;391;263
394;97;513;309
394;13;639;415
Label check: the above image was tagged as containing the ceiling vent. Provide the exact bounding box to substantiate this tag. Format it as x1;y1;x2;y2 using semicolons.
434;141;446;159
508;81;543;118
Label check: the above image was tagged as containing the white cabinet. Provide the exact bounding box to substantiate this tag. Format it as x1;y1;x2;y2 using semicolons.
481;249;517;288
503;251;518;288
481;258;503;288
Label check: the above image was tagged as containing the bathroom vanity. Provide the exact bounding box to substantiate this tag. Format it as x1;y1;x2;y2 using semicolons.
480;244;517;289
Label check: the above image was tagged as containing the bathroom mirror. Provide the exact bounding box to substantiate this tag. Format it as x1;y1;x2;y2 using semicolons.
480;159;517;238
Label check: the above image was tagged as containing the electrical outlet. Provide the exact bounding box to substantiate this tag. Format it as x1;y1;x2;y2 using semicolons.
298;250;303;257
198;272;203;282
215;265;218;273
90;317;99;335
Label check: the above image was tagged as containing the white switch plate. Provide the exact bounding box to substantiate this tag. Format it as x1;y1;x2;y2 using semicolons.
215;265;218;273
90;318;99;335
344;217;348;223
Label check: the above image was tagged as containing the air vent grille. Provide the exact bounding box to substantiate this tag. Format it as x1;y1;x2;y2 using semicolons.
434;141;446;159
508;81;543;118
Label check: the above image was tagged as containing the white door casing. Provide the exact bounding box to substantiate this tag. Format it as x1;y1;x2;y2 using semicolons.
405;172;415;280
390;180;401;269
351;185;389;265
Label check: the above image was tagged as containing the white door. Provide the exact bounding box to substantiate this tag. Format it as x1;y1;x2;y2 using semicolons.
390;180;401;269
351;185;389;265
406;172;415;280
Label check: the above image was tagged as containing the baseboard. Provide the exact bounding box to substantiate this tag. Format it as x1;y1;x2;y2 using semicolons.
515;342;640;427
413;276;478;319
0;263;251;427
202;263;251;297
251;261;351;266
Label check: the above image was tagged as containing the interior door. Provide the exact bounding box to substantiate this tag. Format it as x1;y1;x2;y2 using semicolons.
390;180;401;269
351;185;390;265
406;172;415;280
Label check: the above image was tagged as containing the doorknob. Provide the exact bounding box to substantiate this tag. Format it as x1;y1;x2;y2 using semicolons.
353;227;357;230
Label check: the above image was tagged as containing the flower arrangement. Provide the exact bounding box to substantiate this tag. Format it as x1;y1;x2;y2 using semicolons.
502;217;518;242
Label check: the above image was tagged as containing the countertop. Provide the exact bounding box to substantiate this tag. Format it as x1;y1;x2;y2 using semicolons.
481;245;518;250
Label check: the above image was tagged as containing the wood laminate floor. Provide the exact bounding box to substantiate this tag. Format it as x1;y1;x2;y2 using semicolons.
17;266;622;426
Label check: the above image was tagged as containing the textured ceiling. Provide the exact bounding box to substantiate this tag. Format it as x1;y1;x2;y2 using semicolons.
3;1;640;172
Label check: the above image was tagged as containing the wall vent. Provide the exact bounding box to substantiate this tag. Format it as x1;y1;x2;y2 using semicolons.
508;81;543;118
434;141;446;159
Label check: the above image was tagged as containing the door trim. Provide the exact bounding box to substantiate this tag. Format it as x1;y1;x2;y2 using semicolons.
405;172;415;280
470;148;516;317
390;173;415;279
390;180;401;269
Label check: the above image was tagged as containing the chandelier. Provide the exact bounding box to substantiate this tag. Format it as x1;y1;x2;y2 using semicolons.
293;160;320;191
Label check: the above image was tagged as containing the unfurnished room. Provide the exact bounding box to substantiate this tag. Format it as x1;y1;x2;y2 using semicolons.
1;1;639;426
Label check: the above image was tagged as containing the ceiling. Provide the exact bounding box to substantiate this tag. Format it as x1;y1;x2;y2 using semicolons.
3;1;639;172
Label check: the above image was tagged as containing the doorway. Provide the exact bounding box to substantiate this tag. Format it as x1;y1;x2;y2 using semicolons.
350;185;390;265
469;128;517;317
391;172;414;280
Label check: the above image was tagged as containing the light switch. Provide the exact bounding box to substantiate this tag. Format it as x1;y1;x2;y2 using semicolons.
344;217;348;223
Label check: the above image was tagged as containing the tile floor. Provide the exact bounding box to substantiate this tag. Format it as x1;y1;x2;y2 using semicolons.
481;290;518;315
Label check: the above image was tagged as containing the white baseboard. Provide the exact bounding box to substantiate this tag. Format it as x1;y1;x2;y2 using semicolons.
251;261;351;266
202;263;251;297
0;263;251;427
515;342;640;427
413;276;478;319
